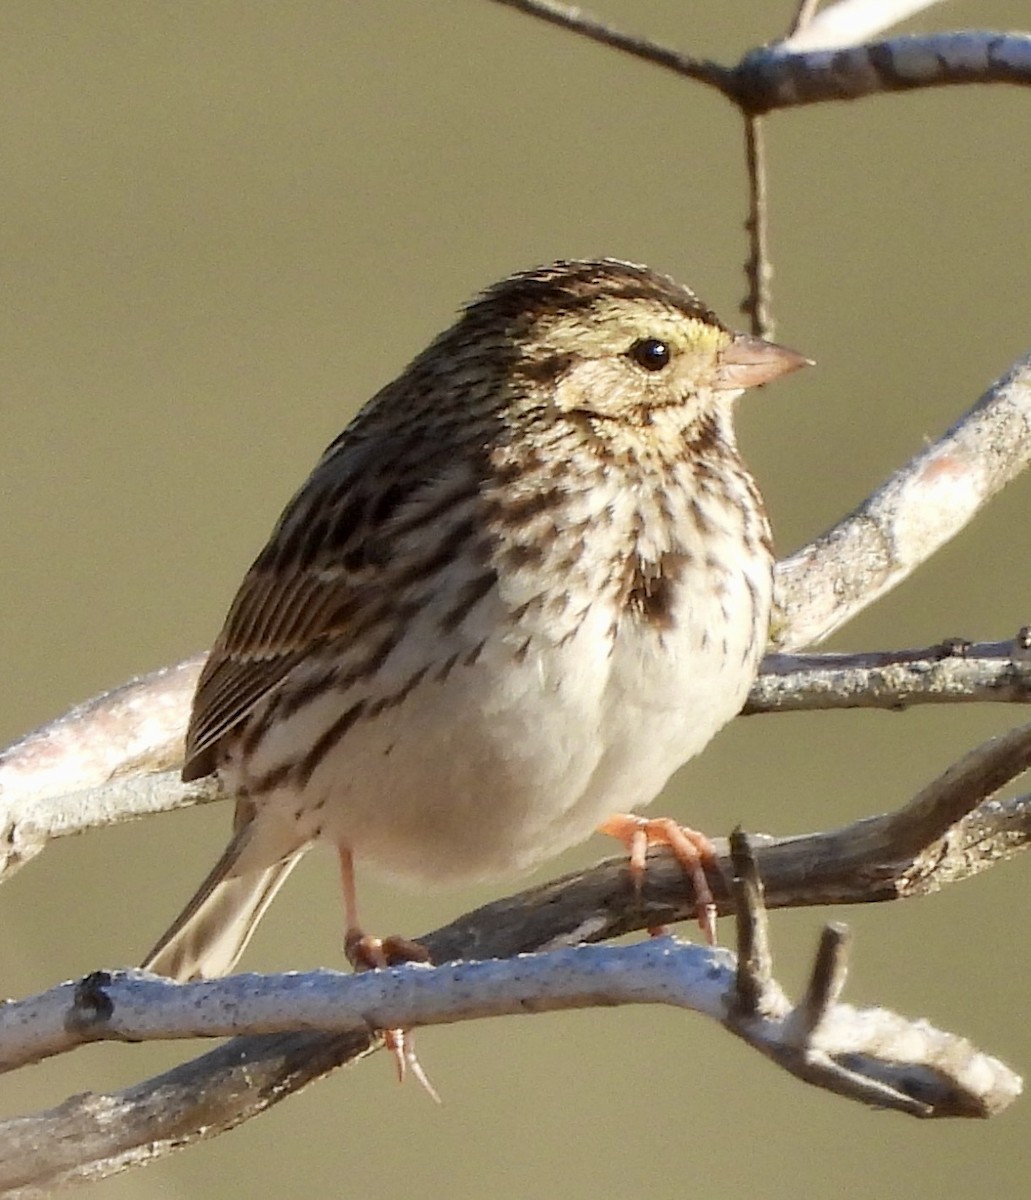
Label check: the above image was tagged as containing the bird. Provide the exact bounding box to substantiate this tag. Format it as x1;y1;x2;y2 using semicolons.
143;258;808;992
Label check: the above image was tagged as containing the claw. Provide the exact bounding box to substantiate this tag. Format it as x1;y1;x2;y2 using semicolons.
600;813;720;944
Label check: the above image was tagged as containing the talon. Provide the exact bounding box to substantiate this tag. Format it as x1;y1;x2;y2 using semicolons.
600;813;720;945
382;1026;439;1102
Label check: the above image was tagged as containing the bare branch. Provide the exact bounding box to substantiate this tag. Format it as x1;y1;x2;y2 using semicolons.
750;31;1031;110
0;712;1026;1186
0;656;200;802
723;828;1016;1117
747;637;1031;714
0;825;1020;1192
488;1;1031;115
772;354;1031;649
485;0;735;96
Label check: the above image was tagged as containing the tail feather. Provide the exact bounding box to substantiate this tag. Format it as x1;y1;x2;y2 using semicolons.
142;830;305;981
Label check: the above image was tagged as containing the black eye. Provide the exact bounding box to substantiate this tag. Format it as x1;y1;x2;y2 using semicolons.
629;338;671;371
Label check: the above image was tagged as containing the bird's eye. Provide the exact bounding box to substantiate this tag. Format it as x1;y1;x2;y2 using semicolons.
628;338;671;371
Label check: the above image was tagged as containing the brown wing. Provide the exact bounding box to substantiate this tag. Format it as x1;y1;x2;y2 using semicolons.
183;427;455;780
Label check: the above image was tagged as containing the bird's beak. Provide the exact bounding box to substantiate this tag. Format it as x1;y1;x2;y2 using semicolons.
715;333;813;391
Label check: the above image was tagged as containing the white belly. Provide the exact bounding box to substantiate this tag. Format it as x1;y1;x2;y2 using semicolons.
231;561;768;889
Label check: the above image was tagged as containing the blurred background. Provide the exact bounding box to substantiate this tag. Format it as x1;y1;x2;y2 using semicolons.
1;2;1028;1196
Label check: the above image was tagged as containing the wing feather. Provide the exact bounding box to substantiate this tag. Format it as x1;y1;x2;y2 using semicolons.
182;426;476;779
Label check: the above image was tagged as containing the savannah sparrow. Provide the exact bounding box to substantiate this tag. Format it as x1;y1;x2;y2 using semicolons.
143;258;808;984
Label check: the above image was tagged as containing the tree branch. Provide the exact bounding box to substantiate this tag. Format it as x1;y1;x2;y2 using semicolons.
772;353;1031;649
485;0;736;96
752;31;1031;110
747;636;1031;714
488;0;1031;114
0;825;1021;1193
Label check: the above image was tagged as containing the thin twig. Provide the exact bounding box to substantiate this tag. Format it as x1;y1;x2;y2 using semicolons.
486;0;734;95
741;113;773;338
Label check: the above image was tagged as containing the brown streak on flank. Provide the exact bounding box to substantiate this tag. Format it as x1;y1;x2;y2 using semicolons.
274;666;340;722
394;663;432;706
546;590;571;619
362;667;432;720
247;759;296;797
557;605;591;647
236;701;281;761
742;573;765;663
434;651;462;683
463;638;487;667
512;635;533;664
365;665;432;719
353;623;407;682
293;700;368;788
439;569;498;634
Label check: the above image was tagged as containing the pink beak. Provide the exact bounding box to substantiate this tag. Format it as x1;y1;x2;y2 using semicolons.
715;333;813;391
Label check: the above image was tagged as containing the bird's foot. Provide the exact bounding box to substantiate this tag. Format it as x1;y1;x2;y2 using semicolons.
344;930;439;1102
345;932;431;970
599;813;720;945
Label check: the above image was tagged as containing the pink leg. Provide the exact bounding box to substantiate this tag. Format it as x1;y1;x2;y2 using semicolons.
338;849;438;1101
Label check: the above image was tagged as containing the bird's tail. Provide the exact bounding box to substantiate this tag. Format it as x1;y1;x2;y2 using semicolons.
141;829;305;981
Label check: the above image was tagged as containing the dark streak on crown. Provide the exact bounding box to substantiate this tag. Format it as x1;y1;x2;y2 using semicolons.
465;259;724;331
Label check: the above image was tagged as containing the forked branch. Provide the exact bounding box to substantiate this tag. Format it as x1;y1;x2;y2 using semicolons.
489;0;1031;112
0;826;1021;1194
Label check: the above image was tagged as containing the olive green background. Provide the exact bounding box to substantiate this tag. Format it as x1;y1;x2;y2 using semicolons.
1;3;1028;1197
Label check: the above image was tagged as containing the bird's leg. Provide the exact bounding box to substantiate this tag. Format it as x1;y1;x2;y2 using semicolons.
338;849;438;1101
599;814;720;945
